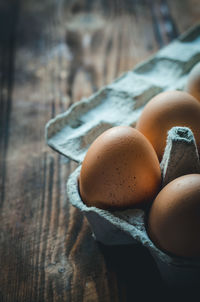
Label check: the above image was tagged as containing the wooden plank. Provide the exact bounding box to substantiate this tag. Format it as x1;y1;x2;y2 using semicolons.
167;0;200;34
0;0;200;301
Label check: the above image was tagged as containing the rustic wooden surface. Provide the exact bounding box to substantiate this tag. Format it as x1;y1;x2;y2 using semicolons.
0;0;200;301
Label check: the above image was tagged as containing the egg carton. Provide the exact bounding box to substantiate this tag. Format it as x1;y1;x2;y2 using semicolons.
45;24;200;287
67;127;200;287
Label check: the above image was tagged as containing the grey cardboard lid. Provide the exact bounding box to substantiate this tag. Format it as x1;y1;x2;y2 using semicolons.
45;24;200;163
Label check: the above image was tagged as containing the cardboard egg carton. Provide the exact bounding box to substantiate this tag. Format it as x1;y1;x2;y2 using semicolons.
45;24;200;287
66;126;200;287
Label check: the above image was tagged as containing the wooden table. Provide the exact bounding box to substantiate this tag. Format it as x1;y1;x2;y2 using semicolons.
0;0;200;301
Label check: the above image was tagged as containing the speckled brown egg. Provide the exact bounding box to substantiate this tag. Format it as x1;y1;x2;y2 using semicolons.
186;62;200;102
79;126;161;209
148;174;200;258
136;91;200;161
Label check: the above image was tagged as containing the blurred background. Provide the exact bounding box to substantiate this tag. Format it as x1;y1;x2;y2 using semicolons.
0;0;200;301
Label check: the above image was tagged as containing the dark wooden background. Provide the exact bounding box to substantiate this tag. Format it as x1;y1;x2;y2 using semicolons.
0;0;200;301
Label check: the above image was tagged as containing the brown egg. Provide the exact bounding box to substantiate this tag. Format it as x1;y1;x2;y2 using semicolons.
148;174;200;258
79;126;161;209
136;91;200;161
186;62;200;102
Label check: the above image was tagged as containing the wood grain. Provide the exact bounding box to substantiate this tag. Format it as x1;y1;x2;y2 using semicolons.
0;0;200;301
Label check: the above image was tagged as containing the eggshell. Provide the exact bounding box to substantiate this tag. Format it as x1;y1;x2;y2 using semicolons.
186;62;200;102
148;174;200;258
79;126;161;209
136;91;200;161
